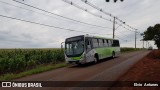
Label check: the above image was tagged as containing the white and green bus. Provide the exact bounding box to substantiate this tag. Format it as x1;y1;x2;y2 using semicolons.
64;35;120;64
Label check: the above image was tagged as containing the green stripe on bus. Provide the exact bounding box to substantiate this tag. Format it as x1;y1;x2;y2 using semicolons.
71;56;81;61
95;47;119;58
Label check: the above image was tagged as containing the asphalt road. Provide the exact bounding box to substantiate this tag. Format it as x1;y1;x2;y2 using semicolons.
1;50;150;90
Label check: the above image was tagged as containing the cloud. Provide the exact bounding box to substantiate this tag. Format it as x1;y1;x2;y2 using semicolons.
0;0;159;49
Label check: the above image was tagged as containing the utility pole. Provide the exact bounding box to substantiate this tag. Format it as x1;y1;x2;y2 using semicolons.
135;30;137;48
113;17;116;39
143;39;144;48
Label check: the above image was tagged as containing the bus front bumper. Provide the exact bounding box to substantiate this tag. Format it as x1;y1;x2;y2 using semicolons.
66;58;86;64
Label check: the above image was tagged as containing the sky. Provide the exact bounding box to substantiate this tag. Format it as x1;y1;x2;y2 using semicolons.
0;0;159;48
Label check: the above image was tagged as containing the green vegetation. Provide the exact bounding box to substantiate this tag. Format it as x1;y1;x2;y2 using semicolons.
143;24;160;49
0;49;64;74
0;63;66;81
0;47;143;80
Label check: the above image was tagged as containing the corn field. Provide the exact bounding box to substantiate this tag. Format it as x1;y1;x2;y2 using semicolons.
0;49;64;74
0;48;143;75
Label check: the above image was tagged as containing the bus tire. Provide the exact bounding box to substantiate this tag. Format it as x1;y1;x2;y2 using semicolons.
112;52;115;59
94;54;99;63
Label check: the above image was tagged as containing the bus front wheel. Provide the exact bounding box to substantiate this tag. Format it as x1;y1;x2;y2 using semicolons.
94;54;99;63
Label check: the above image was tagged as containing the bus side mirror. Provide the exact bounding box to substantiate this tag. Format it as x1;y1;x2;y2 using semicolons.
61;44;63;49
61;42;64;50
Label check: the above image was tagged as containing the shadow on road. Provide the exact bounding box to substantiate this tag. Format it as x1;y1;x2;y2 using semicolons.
69;57;118;68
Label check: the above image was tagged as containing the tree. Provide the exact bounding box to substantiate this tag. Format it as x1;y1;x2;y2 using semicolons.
144;24;160;49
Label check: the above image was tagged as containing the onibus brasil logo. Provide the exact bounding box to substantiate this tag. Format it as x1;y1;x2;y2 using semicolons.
1;82;42;87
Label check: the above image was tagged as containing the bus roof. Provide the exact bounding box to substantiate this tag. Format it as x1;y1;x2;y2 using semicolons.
66;35;119;41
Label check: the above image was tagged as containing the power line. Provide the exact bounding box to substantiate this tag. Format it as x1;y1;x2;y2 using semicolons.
0;1;68;23
62;0;140;48
116;31;134;39
81;0;113;17
62;0;138;47
0;0;113;34
62;0;113;22
115;24;135;32
116;23;136;32
11;0;112;29
0;14;112;36
115;30;141;42
13;0;135;36
63;0;140;45
81;0;137;31
115;35;127;42
81;0;140;33
115;23;134;32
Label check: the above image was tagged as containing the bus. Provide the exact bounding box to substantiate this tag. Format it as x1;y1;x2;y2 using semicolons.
64;35;120;64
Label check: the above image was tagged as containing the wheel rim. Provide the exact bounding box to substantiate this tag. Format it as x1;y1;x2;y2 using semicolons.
112;53;115;58
94;57;97;63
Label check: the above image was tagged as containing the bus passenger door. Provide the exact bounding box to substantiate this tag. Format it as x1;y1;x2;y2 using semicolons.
86;38;92;52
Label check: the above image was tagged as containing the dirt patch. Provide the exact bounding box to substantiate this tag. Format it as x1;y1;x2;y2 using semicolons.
147;50;160;59
110;50;160;90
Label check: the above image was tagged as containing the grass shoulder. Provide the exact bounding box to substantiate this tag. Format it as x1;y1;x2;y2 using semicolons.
121;47;146;53
0;63;67;81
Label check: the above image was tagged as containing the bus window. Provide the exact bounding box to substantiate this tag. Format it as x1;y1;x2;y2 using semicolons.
92;39;98;48
112;40;120;47
98;39;103;47
108;40;112;47
102;39;105;46
117;40;120;46
104;39;108;47
65;40;84;56
106;40;108;43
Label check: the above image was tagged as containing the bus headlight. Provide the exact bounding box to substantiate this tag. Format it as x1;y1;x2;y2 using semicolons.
80;52;86;63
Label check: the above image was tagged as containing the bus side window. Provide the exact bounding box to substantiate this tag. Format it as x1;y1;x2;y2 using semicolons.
117;40;120;46
112;40;115;47
98;39;103;47
108;40;112;47
104;39;108;47
92;39;98;48
112;40;120;47
102;39;105;46
112;40;116;47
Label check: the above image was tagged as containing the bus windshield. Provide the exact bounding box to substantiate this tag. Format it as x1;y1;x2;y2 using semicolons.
65;40;84;56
